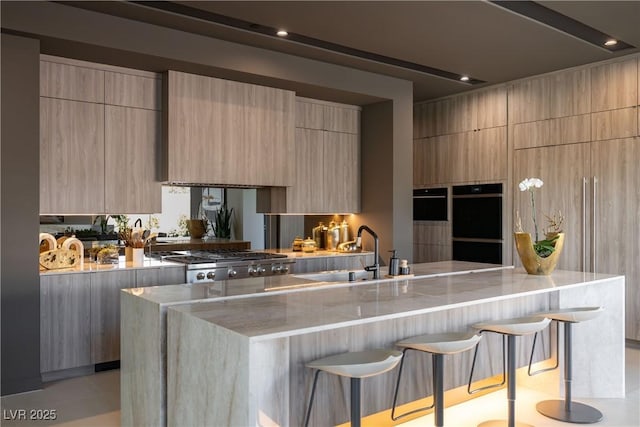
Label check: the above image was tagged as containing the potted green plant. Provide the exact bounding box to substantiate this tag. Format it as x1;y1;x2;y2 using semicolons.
213;204;234;239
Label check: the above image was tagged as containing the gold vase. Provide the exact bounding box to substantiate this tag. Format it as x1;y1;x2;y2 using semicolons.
186;220;207;239
514;232;565;275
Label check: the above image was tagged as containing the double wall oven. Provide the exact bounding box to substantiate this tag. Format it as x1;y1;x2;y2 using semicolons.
148;250;296;283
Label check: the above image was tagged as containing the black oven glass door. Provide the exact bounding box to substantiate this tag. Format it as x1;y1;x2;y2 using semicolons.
413;188;448;221
452;184;502;239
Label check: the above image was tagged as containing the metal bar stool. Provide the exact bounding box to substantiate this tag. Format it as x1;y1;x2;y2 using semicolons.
468;316;551;427
391;332;482;427
303;349;402;427
529;307;604;424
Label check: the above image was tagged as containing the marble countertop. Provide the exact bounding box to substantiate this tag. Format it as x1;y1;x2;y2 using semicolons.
170;268;622;341
39;256;184;275
123;261;512;306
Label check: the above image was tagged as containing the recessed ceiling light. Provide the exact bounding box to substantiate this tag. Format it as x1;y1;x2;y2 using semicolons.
604;39;618;46
460;76;470;82
276;30;288;37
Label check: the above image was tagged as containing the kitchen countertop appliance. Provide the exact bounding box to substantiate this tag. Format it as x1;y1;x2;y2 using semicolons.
148;249;295;283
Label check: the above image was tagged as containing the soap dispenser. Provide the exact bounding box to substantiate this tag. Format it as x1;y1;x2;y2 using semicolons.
388;250;400;276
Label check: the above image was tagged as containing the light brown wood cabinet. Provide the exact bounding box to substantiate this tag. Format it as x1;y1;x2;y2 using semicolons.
258;98;361;213
40;274;91;373
40;60;104;103
40;56;162;214
91;270;136;364
509;68;591;124
413;222;451;263
591;57;638;112
512;114;591;149
591;107;638;141
105;71;161;110
591;137;640;340
135;266;186;287
104;106;162;213
414;87;506;138
165;70;295;187
40;97;105;214
296;98;360;134
291;254;374;274
414;127;506;186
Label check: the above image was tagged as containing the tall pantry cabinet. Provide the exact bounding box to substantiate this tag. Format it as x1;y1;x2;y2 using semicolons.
511;56;640;340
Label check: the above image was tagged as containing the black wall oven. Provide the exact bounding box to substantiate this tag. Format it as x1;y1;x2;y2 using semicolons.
452;183;503;264
413;188;448;221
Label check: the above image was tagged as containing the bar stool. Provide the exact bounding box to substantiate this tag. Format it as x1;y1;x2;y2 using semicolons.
303;349;402;427
529;307;604;424
391;332;482;426
468;316;551;427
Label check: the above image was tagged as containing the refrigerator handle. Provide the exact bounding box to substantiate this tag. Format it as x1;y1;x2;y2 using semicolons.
582;177;587;272
592;176;598;273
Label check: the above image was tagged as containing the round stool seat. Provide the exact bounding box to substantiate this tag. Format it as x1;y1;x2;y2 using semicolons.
473;316;551;336
536;306;603;323
396;332;482;355
306;349;402;378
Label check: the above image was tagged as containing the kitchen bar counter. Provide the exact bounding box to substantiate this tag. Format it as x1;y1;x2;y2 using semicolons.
165;269;624;427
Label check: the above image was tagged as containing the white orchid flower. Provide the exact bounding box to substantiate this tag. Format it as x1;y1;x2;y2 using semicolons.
519;178;544;191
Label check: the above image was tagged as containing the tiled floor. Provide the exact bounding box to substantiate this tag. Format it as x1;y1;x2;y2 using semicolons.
1;345;638;426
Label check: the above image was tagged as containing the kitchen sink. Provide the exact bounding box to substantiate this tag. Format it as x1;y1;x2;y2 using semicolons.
293;269;371;283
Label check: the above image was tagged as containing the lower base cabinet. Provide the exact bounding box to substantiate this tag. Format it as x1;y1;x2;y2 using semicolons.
41;265;186;376
40;274;91;372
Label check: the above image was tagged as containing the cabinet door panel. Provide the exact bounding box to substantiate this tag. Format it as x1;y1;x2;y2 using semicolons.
323;131;360;213
288;128;324;212
550;68;591;118
323;105;359;134
91;270;136;364
40;61;104;103
135;267;186;287
514;144;590;272
296;100;324;129
291;258;326;274
413;102;436;139
41;274;91;372
105;71;160;110
40;98;105;214
466;127;507;182
105;106;162;213
591;107;638;141
591;137;640;340
477;86;507;129
509;77;551;124
591;58;638;112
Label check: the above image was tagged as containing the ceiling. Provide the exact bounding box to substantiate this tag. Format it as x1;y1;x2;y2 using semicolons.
57;1;640;103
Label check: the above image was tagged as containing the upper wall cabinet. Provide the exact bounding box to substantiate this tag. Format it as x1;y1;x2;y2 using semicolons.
257;97;361;213
164;71;295;187
509;68;591;124
40;56;162;214
40;60;104;103
591;57;638;112
414;86;506;138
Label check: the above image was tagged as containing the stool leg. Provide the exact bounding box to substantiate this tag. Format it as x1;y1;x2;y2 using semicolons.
565;322;572;413
351;377;361;427
536;321;603;423
433;353;444;427
507;335;516;427
303;370;321;427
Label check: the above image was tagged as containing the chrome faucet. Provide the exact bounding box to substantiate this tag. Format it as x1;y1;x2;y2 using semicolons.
356;225;380;279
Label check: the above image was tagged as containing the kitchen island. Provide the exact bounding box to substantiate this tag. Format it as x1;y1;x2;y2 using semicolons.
164;269;624;427
121;262;624;426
